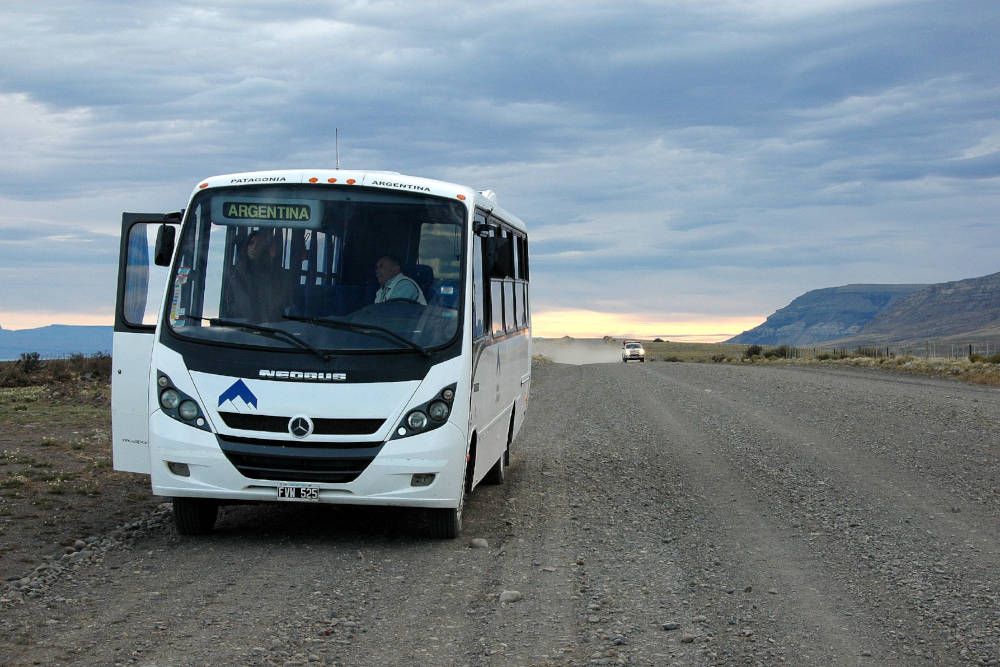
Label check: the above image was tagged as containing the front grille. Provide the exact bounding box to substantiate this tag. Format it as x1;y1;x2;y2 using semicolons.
217;434;383;483
218;412;384;435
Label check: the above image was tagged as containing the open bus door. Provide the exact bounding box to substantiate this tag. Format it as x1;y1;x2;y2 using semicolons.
111;212;180;473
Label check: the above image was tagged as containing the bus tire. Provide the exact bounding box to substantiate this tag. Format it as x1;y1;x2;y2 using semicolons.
427;453;471;539
486;412;514;484
172;497;218;535
427;507;461;539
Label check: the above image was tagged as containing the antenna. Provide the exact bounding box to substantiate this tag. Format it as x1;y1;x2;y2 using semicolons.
335;128;340;170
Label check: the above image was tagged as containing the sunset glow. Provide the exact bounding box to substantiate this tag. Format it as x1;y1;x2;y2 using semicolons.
0;308;767;343
0;311;112;331
531;309;764;343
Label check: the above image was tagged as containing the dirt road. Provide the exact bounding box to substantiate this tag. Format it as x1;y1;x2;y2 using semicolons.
2;361;998;665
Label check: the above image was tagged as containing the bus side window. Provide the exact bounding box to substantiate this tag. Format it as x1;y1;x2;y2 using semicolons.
472;236;486;338
491;279;504;337
504;280;516;333
516;282;526;329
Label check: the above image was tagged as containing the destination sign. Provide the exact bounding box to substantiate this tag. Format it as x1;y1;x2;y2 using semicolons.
222;201;311;222
211;196;321;229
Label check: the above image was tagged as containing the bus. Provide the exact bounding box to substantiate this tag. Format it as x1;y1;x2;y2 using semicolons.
112;170;531;538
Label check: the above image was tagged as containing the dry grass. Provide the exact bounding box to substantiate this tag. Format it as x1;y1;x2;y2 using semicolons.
789;354;1000;386
0;353;112;388
606;338;1000;386
631;340;747;363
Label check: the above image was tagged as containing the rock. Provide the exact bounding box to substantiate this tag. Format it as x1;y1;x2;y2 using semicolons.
499;590;522;603
743;585;753;593
73;539;87;550
768;588;778;595
680;634;697;643
469;538;489;549
662;622;681;631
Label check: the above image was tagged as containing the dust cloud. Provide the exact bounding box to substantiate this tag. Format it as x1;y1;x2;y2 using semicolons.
532;338;623;365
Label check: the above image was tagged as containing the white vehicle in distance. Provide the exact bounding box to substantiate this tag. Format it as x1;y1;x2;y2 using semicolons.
112;169;531;538
622;340;645;362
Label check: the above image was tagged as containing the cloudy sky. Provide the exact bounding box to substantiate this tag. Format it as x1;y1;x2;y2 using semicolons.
1;0;998;339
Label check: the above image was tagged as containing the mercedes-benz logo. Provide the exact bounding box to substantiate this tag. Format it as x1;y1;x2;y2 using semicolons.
288;415;313;438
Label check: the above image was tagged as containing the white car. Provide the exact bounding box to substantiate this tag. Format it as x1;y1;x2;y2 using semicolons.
622;342;645;362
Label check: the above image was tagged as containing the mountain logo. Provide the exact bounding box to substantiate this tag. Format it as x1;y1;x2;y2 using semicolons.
217;379;258;412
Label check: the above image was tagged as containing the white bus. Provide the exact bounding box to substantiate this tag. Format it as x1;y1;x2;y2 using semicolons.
112;170;531;538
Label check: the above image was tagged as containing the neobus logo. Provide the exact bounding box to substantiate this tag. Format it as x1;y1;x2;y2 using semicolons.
258;370;347;382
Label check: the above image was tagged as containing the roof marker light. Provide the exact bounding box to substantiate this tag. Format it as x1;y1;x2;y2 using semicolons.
198;182;209;189
308;177;319;183
346;178;356;185
457;194;466;200
328;178;337;183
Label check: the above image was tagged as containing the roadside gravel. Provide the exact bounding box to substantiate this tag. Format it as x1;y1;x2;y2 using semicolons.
0;361;996;665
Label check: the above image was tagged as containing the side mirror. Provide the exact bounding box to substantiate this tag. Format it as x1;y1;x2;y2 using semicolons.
474;221;496;238
154;224;176;267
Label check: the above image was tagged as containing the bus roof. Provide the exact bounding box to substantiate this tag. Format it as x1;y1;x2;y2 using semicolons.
190;169;527;233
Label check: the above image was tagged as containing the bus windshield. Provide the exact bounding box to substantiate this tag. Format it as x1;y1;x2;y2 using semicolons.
165;185;466;353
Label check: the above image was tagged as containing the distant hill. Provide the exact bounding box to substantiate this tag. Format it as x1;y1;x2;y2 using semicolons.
727;284;925;346
0;325;113;361
832;271;1000;346
729;271;1000;347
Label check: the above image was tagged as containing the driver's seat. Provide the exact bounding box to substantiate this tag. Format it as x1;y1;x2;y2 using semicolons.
405;264;434;302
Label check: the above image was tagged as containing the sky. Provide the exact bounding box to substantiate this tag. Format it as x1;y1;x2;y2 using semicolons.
1;0;999;341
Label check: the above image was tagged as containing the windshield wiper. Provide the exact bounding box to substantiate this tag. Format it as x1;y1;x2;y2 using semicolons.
283;315;431;358
183;315;332;362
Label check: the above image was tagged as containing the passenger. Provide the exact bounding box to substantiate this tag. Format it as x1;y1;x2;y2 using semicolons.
223;230;292;321
374;255;426;305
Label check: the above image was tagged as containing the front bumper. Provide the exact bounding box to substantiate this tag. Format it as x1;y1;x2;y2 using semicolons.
148;411;467;509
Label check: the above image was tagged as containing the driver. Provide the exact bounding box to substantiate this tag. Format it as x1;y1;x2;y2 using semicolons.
374;255;426;305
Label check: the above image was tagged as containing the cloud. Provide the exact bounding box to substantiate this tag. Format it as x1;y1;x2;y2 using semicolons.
1;0;999;331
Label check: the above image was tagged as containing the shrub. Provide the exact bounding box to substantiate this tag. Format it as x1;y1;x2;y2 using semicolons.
711;354;728;363
816;352;831;361
743;345;762;359
986;353;1000;364
663;356;681;362
16;352;43;375
763;345;793;359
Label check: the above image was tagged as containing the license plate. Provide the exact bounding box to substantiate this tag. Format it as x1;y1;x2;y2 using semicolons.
276;485;320;502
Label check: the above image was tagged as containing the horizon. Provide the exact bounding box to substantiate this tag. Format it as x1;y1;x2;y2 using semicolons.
0;310;761;343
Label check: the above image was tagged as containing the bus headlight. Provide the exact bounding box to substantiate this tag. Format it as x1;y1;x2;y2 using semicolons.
156;372;212;432
407;411;429;430
159;389;181;410
178;400;200;421
391;383;457;440
427;400;450;421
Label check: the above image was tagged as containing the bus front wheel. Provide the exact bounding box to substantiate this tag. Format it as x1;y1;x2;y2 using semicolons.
172;497;218;535
427;456;472;539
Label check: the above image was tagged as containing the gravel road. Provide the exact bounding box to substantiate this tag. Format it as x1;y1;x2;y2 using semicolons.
2;360;998;666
